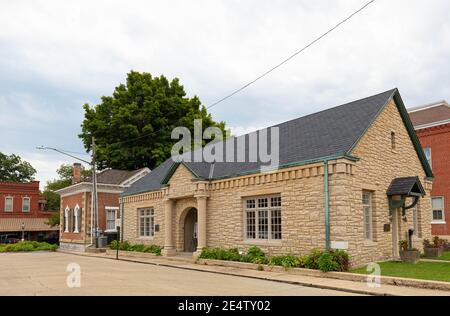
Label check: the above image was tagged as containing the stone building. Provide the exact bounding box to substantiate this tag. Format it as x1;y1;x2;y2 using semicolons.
120;89;433;266
56;164;149;251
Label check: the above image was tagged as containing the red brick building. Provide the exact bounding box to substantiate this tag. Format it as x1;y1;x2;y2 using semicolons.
56;163;149;251
0;181;58;242
409;100;450;240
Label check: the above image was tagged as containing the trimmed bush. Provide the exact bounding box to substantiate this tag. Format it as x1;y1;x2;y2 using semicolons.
199;247;351;272
109;241;161;256
318;252;339;272
0;241;58;253
330;249;350;272
303;249;323;270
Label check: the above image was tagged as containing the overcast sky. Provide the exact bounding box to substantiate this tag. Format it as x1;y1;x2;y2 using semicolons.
0;0;449;189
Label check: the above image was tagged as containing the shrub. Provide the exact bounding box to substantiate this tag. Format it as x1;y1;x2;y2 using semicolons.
303;249;323;270
269;255;301;269
330;249;350;272
144;245;162;256
0;241;58;253
109;240;119;250
130;244;146;252
247;246;265;259
399;240;408;251
318;252;339;272
109;241;161;255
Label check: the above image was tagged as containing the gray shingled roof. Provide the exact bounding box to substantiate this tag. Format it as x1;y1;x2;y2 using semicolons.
86;168;147;185
122;88;427;197
386;177;425;196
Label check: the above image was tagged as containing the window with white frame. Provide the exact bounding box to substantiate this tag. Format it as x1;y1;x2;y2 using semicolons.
362;191;373;241
4;197;13;212
245;195;282;241
74;205;80;233
106;208;117;231
423;147;432;169
22;197;30;212
431;197;445;222
64;206;70;233
139;208;154;237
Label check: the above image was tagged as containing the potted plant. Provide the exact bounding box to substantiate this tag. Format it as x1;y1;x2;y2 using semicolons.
399;240;420;263
423;236;444;258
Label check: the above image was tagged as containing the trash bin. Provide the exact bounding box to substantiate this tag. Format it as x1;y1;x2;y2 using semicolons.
98;236;108;248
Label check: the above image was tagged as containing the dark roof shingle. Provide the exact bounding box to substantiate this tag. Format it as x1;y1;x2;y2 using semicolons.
123;88;428;197
386;177;425;196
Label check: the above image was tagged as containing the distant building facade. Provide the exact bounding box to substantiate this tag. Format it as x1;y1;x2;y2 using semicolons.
56;163;150;251
0;181;58;242
409;100;450;240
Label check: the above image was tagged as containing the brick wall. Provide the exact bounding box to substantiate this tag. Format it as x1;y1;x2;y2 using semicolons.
415;124;450;238
0;181;52;219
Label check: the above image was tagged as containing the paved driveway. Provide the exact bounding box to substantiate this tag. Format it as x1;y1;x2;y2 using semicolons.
0;252;357;296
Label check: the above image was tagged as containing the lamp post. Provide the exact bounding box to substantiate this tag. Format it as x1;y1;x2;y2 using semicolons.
21;222;25;242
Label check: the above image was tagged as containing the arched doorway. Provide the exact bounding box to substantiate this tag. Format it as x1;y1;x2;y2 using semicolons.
183;208;198;252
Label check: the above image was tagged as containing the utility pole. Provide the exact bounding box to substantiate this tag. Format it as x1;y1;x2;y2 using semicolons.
36;144;99;249
91;136;99;248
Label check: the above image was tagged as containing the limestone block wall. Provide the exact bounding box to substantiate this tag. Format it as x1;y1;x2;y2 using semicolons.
350;99;432;266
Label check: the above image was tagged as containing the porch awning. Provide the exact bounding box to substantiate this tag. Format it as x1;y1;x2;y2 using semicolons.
0;218;59;232
386;176;425;197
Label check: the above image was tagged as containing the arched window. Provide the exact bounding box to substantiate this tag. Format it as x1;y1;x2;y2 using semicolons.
64;206;70;233
74;204;80;233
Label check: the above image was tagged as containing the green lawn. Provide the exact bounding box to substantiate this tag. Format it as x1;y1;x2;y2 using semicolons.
351;261;450;283
434;251;450;261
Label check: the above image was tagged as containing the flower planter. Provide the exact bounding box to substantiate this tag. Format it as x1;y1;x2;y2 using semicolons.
424;247;444;258
399;250;420;263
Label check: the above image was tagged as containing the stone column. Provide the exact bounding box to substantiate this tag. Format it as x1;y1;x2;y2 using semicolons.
162;199;176;256
194;195;208;257
391;208;400;259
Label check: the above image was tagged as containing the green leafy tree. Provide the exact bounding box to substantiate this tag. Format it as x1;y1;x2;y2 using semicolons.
0;152;36;182
79;71;227;170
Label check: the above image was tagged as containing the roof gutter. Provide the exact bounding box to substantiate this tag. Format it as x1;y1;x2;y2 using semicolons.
324;160;331;251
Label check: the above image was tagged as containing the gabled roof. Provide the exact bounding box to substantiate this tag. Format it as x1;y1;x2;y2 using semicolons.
407;100;450;129
122;89;433;197
85;168;149;185
387;177;425;197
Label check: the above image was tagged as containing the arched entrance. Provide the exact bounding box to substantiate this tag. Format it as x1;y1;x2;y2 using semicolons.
183;208;198;252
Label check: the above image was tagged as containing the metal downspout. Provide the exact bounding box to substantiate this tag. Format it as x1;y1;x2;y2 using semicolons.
324;160;331;250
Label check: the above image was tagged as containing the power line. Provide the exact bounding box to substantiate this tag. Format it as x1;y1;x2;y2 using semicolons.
206;0;376;110
80;0;376;148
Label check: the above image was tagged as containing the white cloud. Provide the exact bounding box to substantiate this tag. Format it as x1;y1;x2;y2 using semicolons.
0;0;449;183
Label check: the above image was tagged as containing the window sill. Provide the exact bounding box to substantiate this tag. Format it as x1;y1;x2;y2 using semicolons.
431;220;446;225
104;229;117;233
137;237;155;241
242;240;282;247
363;240;378;247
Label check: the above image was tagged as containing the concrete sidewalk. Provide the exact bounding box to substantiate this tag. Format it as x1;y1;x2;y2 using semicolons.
60;250;450;296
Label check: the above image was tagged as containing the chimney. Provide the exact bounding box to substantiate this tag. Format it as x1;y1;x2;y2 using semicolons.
72;163;82;184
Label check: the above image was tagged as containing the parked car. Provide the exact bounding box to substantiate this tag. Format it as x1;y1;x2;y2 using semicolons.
0;235;20;244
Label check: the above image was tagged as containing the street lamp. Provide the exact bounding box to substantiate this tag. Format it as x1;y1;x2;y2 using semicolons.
21;222;25;242
37;141;99;248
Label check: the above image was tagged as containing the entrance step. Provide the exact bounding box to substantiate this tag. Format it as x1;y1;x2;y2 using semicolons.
85;247;107;254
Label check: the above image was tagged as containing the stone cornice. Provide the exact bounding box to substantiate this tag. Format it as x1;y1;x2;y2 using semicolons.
120;158;355;204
